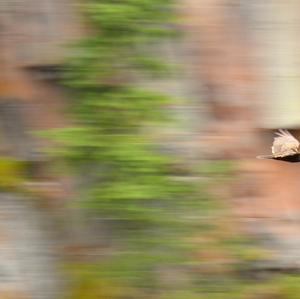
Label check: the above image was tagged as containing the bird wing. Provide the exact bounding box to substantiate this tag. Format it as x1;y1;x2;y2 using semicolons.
256;155;273;160
271;129;300;157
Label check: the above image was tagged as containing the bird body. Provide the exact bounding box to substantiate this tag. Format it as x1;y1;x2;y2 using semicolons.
257;129;300;163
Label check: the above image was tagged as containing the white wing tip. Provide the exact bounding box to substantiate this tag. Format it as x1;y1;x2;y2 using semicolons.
275;129;292;137
256;155;273;160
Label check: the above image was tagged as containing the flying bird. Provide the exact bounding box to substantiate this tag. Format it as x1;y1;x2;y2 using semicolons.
257;129;300;162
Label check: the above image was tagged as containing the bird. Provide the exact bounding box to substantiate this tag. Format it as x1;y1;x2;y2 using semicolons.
257;129;300;162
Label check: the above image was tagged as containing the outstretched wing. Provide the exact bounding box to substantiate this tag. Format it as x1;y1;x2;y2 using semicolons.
271;129;299;157
256;155;273;160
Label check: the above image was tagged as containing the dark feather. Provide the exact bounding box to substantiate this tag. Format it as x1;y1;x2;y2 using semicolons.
273;154;300;163
257;154;300;163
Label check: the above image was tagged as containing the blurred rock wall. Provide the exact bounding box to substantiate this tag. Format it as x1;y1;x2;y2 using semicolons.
185;0;300;269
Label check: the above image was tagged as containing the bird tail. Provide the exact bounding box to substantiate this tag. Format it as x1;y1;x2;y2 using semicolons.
256;155;273;160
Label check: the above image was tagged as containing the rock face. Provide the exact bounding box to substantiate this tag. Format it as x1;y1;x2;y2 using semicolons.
183;0;300;269
0;193;61;299
0;0;81;67
0;2;78;297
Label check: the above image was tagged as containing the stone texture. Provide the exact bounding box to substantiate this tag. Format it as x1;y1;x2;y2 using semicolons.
0;193;62;299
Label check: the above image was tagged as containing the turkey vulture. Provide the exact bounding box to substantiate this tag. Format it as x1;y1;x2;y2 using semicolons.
257;129;300;162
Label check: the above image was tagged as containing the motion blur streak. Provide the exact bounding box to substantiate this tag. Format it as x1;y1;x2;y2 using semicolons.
0;1;300;299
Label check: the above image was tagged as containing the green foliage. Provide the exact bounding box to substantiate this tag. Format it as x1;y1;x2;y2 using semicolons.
47;0;206;298
0;157;26;190
49;0;191;226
